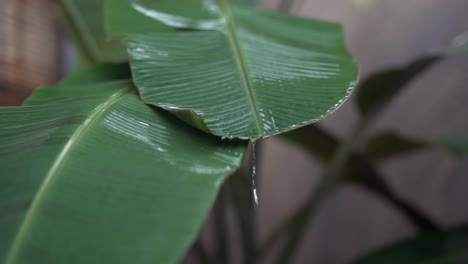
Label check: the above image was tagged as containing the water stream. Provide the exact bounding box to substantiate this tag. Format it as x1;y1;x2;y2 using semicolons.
251;141;259;207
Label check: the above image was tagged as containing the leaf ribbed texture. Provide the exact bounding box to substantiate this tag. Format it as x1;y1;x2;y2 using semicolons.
0;66;245;264
107;0;358;139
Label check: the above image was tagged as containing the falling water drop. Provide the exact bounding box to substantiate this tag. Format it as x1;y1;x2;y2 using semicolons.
251;141;259;207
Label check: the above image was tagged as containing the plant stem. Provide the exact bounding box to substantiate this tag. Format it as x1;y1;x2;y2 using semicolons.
214;186;229;263
229;170;256;264
219;141;262;264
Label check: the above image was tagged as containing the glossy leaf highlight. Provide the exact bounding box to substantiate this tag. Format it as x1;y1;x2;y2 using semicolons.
0;65;246;264
107;0;358;139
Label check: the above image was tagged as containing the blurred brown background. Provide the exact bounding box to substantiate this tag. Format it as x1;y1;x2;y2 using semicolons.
0;0;61;105
1;0;467;263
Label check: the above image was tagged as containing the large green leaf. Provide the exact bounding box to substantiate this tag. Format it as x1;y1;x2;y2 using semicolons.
0;65;246;264
354;225;468;264
60;0;128;62
105;0;173;37
105;0;255;37
106;0;358;139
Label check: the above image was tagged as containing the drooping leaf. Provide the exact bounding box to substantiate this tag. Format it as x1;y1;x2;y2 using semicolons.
356;55;441;117
363;132;468;161
0;65;246;264
363;132;427;162
354;225;468;264
280;124;339;162
106;0;358;139
60;0;128;62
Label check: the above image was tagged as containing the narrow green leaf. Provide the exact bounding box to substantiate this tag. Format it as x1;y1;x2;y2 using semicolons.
280;124;339;162
364;132;427;162
363;133;468;161
0;66;246;263
106;0;358;139
354;225;468;264
356;55;440;116
60;0;128;62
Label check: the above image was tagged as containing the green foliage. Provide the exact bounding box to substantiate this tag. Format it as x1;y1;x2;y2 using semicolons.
105;0;173;37
0;65;245;263
58;63;131;85
5;0;467;263
106;0;358;139
2;0;360;262
60;0;128;62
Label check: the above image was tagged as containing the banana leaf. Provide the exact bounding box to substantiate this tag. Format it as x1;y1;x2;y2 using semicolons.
60;0;128;62
0;65;246;264
106;0;358;139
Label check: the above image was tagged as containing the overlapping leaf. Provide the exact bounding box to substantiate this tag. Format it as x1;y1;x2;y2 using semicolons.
0;65;246;264
106;0;358;139
60;0;128;62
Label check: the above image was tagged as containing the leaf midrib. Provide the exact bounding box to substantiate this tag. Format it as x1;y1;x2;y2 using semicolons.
5;88;131;263
218;0;264;136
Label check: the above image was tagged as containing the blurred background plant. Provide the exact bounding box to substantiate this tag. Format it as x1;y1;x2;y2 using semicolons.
1;0;468;263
